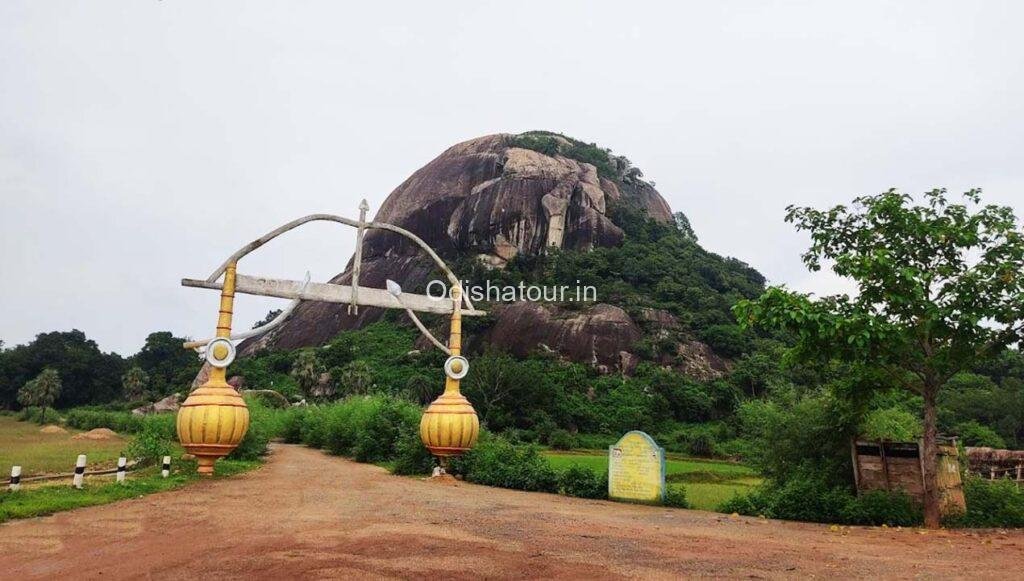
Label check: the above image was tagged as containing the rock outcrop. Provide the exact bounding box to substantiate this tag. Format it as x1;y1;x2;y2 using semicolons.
241;132;729;380
243;133;672;352
483;303;643;374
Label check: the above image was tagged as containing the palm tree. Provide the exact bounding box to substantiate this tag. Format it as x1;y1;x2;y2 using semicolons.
340;360;374;396
290;350;322;401
18;368;62;423
122;365;150;401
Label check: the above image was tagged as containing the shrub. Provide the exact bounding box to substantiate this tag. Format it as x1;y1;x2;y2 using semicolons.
574;433;618;450
948;476;1024;528
228;397;275;461
455;436;558;493
954;420;1007;449
391;426;436;475
126;421;173;464
65;409;144;434
17;406;59;425
279;407;308;444
842;490;922;526
558;465;607;499
719;473;924;526
660;422;733;458
294;395;422;464
718;491;765;516
299;406;331;449
547;429;576;451
664;485;689;508
760;474;853;523
860;407;922;442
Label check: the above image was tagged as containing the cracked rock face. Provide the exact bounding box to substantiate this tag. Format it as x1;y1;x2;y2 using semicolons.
243;133;673;353
482;302;644;374
238;133;731;380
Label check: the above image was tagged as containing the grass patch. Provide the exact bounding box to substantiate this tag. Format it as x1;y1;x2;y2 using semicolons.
0;415;127;476
0;459;259;524
543;450;762;511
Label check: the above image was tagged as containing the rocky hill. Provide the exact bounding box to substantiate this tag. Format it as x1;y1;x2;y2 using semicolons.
242;132;762;379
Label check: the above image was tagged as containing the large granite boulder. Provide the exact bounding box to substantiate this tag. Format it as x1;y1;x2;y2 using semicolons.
242;133;673;353
236;132;730;380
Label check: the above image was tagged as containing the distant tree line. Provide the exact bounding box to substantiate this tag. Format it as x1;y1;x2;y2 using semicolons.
0;329;200;409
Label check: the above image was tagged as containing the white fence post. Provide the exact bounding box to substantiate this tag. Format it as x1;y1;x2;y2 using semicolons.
116;457;127;483
9;466;21;492
73;454;86;489
161;456;171;478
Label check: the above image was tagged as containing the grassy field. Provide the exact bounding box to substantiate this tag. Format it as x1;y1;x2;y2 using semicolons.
0;415;127;476
544;450;761;511
0;459;258;523
0;413;266;524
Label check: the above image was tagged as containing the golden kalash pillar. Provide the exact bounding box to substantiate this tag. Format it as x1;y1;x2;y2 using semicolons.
176;262;250;475
420;286;479;467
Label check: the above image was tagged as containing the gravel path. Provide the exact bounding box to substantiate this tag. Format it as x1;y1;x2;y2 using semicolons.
2;444;1021;579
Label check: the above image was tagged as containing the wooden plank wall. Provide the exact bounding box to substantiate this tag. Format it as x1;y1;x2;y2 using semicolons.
852;440;966;516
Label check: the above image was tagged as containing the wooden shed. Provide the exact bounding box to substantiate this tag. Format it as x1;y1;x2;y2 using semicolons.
965;447;1024;483
851;438;966;517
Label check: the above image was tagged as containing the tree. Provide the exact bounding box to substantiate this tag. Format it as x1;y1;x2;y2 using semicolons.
735;189;1024;528
17;368;62;422
338;360;374;396
122;365;150;401
290;350;322;401
405;372;435;405
252;309;283;330
0;330;123;408
461;350;519;425
132;332;202;396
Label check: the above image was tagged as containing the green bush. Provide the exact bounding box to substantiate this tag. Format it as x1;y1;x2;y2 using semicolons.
454;436;558;493
391;426;436;475
574;433;618;450
278;407;308;444
860;407;922;442
547;429;576;451
665;485;689;508
299;406;331;449
659;422;735;457
558;464;607;499
719;472;923;526
761;474;853;523
842;490;922;526
718;491;764;516
293;395;422;464
227;397;276;461
17;406;60;424
126;421;173;464
948;476;1024;528
65;408;145;433
954;420;1007;449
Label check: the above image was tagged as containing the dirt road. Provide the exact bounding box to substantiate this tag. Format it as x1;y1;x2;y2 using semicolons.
2;444;1021;579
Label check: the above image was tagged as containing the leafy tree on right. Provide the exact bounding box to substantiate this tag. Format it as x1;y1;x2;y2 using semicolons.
735;189;1024;528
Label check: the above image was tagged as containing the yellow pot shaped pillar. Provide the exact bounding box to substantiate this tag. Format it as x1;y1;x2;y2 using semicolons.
420;370;479;459
177;369;249;475
176;263;249;475
420;287;479;462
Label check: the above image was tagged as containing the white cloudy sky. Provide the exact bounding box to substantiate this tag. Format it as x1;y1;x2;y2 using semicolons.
1;1;1022;355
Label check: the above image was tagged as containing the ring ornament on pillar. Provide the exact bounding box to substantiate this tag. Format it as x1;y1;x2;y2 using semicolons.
205;337;236;368
444;355;469;380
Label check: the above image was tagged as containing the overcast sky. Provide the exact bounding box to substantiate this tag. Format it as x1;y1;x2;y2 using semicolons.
2;1;1022;356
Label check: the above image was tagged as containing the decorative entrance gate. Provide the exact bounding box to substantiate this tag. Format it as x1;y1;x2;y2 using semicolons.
176;202;482;475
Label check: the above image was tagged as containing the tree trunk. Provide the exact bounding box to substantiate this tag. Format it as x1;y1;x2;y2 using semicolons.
921;383;941;528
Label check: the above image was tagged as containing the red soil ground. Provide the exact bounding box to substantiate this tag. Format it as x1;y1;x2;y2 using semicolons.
2;444;1022;579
